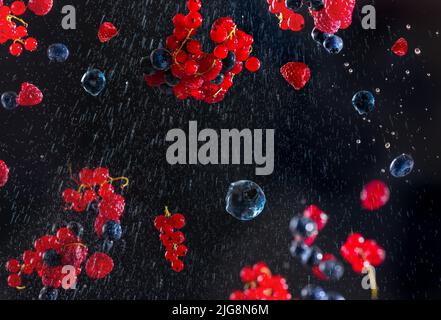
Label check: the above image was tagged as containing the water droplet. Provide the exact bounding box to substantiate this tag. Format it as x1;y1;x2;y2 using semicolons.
390;154;414;178
385;143;391;149
81;69;106;96
414;48;421;55
356;139;361;144
406;24;411;30
375;88;381;94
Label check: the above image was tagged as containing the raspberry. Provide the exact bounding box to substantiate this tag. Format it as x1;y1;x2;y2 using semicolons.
85;252;114;279
360;180;390;211
28;0;53;16
324;0;356;22
280;62;311;90
98;22;119;43
391;37;408;57
16;82;43;106
310;8;340;34
0;160;9;187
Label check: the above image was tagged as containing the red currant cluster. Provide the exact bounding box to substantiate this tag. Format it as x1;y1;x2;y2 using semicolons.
229;262;291;300
5;226;88;291
0;1;48;56
360;180;390;211
289;205;345;281
340;233;385;299
62;167;129;238
143;0;261;104
266;0;305;31
154;207;188;272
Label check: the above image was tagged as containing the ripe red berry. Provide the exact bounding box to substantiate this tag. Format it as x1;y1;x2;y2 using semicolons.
16;82;43;106
24;37;38;51
245;57;261;72
0;160;9;187
99;182;115;198
186;39;201;54
6;259;21;273
360;180;390;211
92;167;110;185
287;13;305;31
9;42;23;56
11;1;26;16
185;11;203;29
176;245;188;257
165;250;177;262
171;258;184;272
210;25;228;43
171;231;185;244
28;0;53;16
391;37;408;57
240;266;255;283
154;215;168;230
7;274;22;287
170;213;186;229
184;59;199;75
85;252;114;279
214;45;228;59
187;0;201;12
280;62;311;90
98;22;119;43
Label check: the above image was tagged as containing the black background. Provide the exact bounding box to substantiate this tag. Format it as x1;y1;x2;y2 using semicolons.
0;0;440;300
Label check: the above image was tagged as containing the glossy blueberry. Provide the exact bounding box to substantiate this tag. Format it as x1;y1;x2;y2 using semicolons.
286;0;303;11
301;285;328;300
150;48;172;71
1;91;18;110
323;35;344;54
225;180;266;221
311;27;331;44
289;216;318;239
352;90;375;115
102;220;122;241
289;240;312;265
81;69;106;96
307;246;323;266
305;0;324;11
165;72;180;87
47;43;70;62
211;73;224;85
141;56;156;75
43;249;61;267
67;221;84;238
327;292;345;300
318;259;345;280
390;154;414;178
222;52;236;72
39;287;59;300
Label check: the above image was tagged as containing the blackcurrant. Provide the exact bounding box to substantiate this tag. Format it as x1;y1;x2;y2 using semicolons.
43;249;61;267
1;91;18;110
311;27;331;44
102;220;122;241
301;285;328;300
150;48;172;71
39;287;59;300
318;259;345;280
222;52;236;72
211;73;225;85
289;240;312;265
286;0;303;11
289;216;318;239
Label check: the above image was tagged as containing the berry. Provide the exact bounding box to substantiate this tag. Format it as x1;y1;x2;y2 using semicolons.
325;0;355;22
7;274;22;287
9;42;23;56
301;285;328;300
81;69;106;96
150;48;172;71
98;22;119;43
28;0;53;16
187;0;202;12
222;51;236;72
317;258;344;280
43;249;61;267
245;57;261;72
85;252;114;279
391;37;408;57
390;154;414;178
210;25;228;43
287;13;305;31
1;91;18;110
171;258;184;272
47;43;69;62
303;205;328;231
170;213;186;229
214;45;228;59
211;73;224;85
186;40;202;54
360;180;390;211
93;167;110;185
102;220;122;241
11;1;26;15
185;11;203;28
24;37;38;51
285;0;303;11
225;180;266;221
280;62;310;90
352;90;375;115
323;34;343;54
184;59;199;75
6;259;21;273
289;216;317;239
38;287;59;300
16;82;43;106
176;245;188;257
310;8;340;34
289;240;312;265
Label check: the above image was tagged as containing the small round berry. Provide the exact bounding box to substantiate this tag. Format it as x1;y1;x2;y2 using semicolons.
301;285;328;300
1;91;19;110
47;43;69;62
214;45;228;59
185;11;203;29
9;43;23;56
165;250;177;262
15;26;28;39
240;267;255;283
222;52;236;72
85;252;114;279
24;37;38;51
171;258;184;272
245;57;261;72
170;213;186;229
11;1;27;16
187;0;202;11
43;249;61;267
150;48;172;71
171;231;185;244
102;220;122;241
6;259;21;273
176;245;188;257
38;287;59;300
210;25;228;43
211;73;224;85
323;35;344;54
7;274;22;287
154;215;169;230
67;221;84;238
184;59;199;75
186;40;202;54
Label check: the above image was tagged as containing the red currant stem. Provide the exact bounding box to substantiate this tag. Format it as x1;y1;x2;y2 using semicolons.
109;176;130;189
227;25;237;40
15;286;26;290
173;28;195;67
67;162;81;186
276;13;283;25
7;15;28;28
77;184;89;193
164;206;172;218
366;264;378;300
213;88;224;97
14;38;25;45
63;242;87;249
195;58;216;76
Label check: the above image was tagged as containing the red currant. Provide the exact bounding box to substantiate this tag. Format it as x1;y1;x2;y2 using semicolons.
9;42;23;56
24;37;38;51
245;57;261;72
11;1;26;16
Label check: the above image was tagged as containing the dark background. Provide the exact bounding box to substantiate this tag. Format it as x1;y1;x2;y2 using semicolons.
0;0;440;300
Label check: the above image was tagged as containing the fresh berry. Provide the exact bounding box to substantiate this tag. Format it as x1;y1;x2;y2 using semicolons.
11;1;26;16
6;259;21;273
391;37;408;57
9;42;23;56
47;43;70;62
98;22;119;43
325;0;356;22
102;220;122;241
150;48;172;71
285;0;303;11
16;82;43;106
323;34;343;54
360;180;390;211
245;57;261;72
289;216;318;239
85;252;114;279
1;91;19;110
38;287;59;300
7;274;22;287
28;0;53;16
280;62;311;90
300;285;328;300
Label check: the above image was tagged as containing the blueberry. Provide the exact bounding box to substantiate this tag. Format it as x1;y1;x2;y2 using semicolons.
286;0;303;11
67;221;84;238
323;35;344;54
307;246;323;266
81;69;106;96
47;43;70;62
225;180;266;221
102;220;122;241
39;287;59;300
43;249;61;267
141;56;156;75
150;48;172;71
289;240;312;265
165;72;180;87
289;216;318;239
305;0;324;11
390;154;414;178
102;239;114;253
222;52;236;72
211;73;224;85
352;90;375;115
311;27;331;44
327;292;345;300
1;91;18;110
301;285;328;300
318;259;345;280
